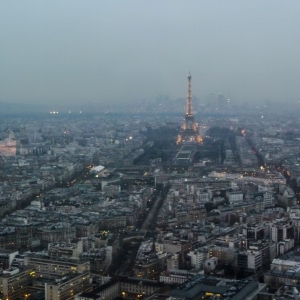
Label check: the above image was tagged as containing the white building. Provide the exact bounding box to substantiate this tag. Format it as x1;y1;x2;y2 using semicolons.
204;257;217;271
270;219;293;243
167;254;179;270
277;239;295;256
226;190;243;203
247;250;262;271
263;191;274;208
271;259;300;272
187;249;206;270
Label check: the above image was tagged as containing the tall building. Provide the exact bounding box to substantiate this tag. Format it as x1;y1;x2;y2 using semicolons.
177;73;202;144
237;250;262;272
24;254;90;277
0;267;35;300
243;224;265;240
270;219;294;242
44;272;90;300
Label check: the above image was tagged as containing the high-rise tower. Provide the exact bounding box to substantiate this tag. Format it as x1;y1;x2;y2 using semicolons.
177;73;202;144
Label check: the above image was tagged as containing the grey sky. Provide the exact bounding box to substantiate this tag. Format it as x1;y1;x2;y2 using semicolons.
1;1;300;106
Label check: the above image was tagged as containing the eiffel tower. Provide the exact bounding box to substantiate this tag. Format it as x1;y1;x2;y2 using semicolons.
177;72;202;144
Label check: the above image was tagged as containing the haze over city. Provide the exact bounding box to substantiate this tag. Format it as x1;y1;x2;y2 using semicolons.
3;2;300;299
1;1;300;110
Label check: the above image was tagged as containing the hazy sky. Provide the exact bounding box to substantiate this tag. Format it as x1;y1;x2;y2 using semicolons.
1;1;300;106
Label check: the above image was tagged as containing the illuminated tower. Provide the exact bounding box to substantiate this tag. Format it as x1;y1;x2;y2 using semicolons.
177;73;202;144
